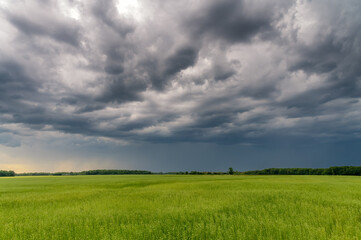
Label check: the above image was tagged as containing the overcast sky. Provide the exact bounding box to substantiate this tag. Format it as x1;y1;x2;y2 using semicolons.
0;0;361;172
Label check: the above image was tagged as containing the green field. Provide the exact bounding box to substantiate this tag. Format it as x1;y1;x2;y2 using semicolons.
1;175;361;239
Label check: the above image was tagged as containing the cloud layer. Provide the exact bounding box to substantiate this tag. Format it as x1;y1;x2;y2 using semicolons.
1;0;361;149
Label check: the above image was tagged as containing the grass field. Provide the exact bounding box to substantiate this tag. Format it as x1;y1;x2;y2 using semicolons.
1;175;361;239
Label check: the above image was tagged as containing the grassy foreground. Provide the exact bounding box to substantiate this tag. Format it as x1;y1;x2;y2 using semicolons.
1;175;361;239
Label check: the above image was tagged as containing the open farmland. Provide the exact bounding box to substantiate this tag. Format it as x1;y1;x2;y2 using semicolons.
1;175;361;239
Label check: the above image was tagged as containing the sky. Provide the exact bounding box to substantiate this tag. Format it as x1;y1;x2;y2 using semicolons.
0;0;361;173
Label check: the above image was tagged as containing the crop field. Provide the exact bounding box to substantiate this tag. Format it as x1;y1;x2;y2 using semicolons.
1;175;361;239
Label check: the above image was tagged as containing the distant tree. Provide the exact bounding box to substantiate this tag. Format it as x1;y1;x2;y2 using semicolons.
81;169;152;175
242;166;361;176
0;170;15;177
228;167;234;175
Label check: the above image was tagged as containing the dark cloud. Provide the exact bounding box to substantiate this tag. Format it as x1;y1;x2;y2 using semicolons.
0;133;21;147
104;63;124;75
92;0;134;37
75;104;105;114
187;0;269;42
97;76;146;103
275;2;361;114
98;45;199;101
5;9;81;46
148;46;198;89
164;46;198;76
0;61;37;95
213;64;235;81
186;0;291;43
0;60;43;122
0;0;361;150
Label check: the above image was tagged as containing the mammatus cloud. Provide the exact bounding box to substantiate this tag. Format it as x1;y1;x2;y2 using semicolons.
0;0;361;149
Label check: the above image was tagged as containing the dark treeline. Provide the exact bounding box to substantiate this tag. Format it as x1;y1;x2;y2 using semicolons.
82;169;152;175
168;167;238;175
17;172;54;176
169;171;228;175
9;166;361;177
16;169;152;176
0;170;15;177
243;166;361;176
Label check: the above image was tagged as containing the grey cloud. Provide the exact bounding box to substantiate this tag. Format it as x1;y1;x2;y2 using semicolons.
288;31;360;110
60;97;79;105
0;61;37;94
75;104;105;114
0;133;21;147
186;0;287;43
0;61;42;119
104;63;124;75
5;9;81;46
99;45;198;101
1;0;361;147
164;47;198;76
92;0;134;37
97;76;146;103
213;64;235;81
150;46;198;89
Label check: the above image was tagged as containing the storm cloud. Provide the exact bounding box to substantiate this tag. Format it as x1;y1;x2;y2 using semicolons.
0;0;361;171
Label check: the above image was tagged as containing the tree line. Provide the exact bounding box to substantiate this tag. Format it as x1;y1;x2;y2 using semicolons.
170;168;237;175
5;166;361;177
15;169;152;176
81;169;152;175
170;171;228;175
164;166;361;176
0;170;15;177
242;166;361;176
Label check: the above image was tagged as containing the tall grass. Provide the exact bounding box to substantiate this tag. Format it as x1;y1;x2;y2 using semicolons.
1;175;361;239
